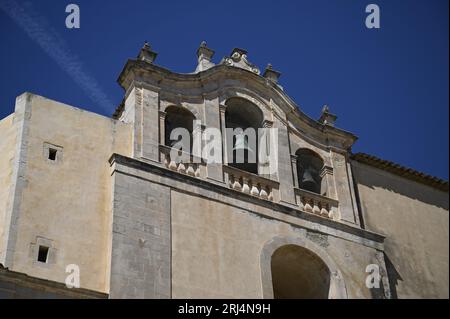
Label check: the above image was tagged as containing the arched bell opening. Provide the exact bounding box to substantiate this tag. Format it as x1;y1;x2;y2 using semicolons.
296;148;324;195
225;98;264;175
164;105;196;153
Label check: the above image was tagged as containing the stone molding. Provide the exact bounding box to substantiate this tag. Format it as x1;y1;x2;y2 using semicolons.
109;153;386;250
114;60;357;153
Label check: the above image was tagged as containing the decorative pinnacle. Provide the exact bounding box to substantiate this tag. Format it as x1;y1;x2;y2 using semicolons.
195;41;215;72
196;41;215;60
263;63;281;83
319;104;337;126
137;41;157;63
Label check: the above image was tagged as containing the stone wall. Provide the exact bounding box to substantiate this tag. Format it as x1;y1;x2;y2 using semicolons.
352;160;449;298
171;190;386;298
1;93;132;293
109;170;171;298
0;113;17;265
110;154;388;299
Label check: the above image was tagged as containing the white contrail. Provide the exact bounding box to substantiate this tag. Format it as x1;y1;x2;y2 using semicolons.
0;0;114;112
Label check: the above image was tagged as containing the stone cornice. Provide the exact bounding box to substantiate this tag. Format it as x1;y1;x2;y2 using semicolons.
109;153;386;248
114;59;358;151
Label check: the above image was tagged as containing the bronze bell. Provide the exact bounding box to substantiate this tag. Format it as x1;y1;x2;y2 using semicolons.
233;132;254;152
169;138;178;148
232;131;255;163
301;167;318;192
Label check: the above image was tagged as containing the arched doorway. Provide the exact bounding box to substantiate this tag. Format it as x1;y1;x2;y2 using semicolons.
271;245;330;299
260;236;347;299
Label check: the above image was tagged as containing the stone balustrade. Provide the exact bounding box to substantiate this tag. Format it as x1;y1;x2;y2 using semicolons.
160;146;338;218
159;145;206;179
294;188;339;220
223;165;279;202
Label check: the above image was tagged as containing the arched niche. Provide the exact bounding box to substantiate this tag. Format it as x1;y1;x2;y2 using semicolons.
271;244;330;298
260;236;347;299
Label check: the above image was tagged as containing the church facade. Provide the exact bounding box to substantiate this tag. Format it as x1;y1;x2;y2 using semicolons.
0;42;448;299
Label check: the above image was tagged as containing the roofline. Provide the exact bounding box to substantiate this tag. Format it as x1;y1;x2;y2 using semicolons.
113;59;358;144
0;264;107;298
351;152;449;192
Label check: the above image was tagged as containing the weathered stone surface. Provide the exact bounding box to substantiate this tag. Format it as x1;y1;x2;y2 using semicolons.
352;161;449;298
0;94;132;293
109;171;171;299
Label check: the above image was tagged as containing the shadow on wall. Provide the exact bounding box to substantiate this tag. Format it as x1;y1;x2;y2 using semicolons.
353;162;447;299
384;253;402;299
369;253;403;299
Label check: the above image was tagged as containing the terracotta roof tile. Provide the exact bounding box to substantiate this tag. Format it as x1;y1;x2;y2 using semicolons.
351;153;449;192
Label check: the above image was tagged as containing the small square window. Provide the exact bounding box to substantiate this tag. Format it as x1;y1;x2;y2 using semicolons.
44;143;63;163
48;148;57;161
37;245;49;263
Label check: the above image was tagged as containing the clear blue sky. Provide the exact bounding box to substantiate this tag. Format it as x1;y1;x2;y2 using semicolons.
0;0;448;179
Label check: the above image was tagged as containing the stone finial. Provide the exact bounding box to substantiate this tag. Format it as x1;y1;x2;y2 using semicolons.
137;41;158;63
263;63;281;84
230;48;248;60
196;41;215;61
195;41;215;73
220;48;260;75
318;104;337;126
